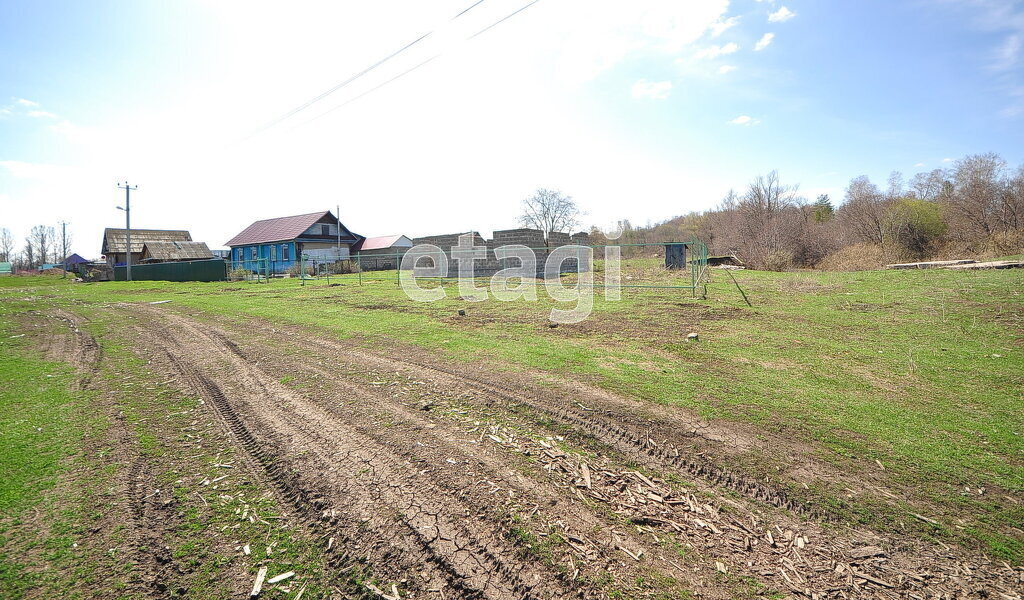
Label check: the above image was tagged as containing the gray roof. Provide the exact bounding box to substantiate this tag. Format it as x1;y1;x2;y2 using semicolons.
141;241;213;261
102;228;192;254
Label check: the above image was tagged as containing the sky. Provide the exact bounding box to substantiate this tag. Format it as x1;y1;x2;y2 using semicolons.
1;0;1023;257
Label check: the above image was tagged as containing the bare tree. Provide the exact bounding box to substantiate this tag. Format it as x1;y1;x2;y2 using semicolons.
29;225;55;265
946;153;1007;238
23;238;35;269
0;227;13;262
734;171;799;268
1002;165;1024;231
887;171;905;199
839;175;888;245
910;169;949;201
518;188;581;240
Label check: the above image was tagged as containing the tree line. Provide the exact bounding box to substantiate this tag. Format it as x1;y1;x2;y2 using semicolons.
0;224;73;270
590;152;1024;270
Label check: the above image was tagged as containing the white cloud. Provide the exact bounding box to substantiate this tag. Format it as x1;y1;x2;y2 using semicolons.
553;1;733;83
631;79;673;100
27;110;57;119
728;115;759;125
14;98;39;107
993;34;1022;71
768;6;796;22
942;157;953;163
710;16;739;37
695;42;739;59
718;64;737;74
914;162;926;167
754;33;775;51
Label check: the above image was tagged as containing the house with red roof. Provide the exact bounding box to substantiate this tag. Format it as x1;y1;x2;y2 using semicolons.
225;210;364;274
350;234;414;271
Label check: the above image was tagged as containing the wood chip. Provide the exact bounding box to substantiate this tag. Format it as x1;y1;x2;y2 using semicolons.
847;545;886;560
853;570;895;589
267;571;295;584
250;566;268;597
581;462;592;489
912;513;939;525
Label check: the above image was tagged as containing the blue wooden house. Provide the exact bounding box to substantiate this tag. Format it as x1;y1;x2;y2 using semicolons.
225;211;362;274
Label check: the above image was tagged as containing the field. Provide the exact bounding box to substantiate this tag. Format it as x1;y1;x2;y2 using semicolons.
0;261;1021;599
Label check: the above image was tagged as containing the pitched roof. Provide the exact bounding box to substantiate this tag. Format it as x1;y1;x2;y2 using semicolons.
63;253;89;265
226;211;360;246
142;241;214;261
352;235;411;251
102;228;191;254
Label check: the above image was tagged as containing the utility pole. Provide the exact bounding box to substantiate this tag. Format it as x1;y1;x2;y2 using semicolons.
117;182;137;281
336;204;342;257
59;221;67;279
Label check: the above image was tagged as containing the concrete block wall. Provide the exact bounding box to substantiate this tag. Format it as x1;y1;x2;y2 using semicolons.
409;228;591;277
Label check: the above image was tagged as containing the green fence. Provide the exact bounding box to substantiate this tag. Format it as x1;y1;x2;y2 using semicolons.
114;259;227;282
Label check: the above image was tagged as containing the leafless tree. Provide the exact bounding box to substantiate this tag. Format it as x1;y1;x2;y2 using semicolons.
23;238;35;268
518;188;581;240
839;175;888;245
734;171;799;269
887;171;905;199
945;153;1008;238
1002;165;1024;231
29;225;55;265
0;227;13;262
910;169;949;201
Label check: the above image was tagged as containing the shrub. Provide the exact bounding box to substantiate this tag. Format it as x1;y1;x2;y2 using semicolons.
818;243;885;271
883;199;947;260
758;250;793;272
228;267;253;281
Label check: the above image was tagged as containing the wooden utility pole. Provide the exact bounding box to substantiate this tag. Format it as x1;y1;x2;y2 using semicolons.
117;182;137;281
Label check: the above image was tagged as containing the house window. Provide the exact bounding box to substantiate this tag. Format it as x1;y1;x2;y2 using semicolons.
282;244;290;261
321;224;330;236
270;244;277;261
250;247;257;260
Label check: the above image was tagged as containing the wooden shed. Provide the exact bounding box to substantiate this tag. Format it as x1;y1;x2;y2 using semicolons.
101;228;193;267
141;241;214;263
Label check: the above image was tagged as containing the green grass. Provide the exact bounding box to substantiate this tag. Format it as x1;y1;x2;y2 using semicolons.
0;313;97;598
1;264;1022;561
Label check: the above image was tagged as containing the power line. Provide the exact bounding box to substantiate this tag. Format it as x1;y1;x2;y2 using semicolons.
299;0;542;127
253;0;492;137
300;55;441;127
469;0;539;40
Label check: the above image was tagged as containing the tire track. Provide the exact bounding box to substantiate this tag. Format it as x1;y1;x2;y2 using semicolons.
141;314;566;600
296;334;818;517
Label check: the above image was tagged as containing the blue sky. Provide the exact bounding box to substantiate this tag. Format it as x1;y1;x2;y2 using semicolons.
1;0;1022;256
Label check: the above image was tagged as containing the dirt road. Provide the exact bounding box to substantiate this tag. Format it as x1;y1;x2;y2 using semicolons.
39;304;1024;598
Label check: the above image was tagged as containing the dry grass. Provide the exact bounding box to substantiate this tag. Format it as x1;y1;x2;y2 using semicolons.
817;243;886;271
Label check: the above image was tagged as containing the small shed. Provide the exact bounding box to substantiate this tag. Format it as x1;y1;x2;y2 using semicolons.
101;228;193;267
141;241;214;262
351;234;413;271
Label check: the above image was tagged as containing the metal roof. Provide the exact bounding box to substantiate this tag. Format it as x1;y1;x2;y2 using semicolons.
142;241;214;261
102;228;192;254
225;211;360;246
353;234;412;251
